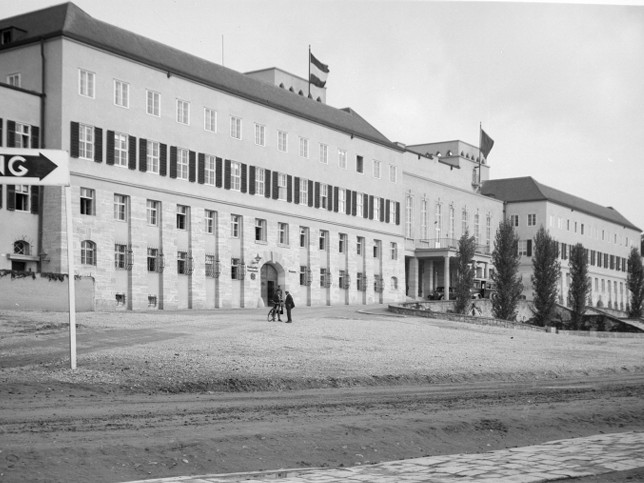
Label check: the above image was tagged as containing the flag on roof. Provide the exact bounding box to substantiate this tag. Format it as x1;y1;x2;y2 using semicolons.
480;128;494;159
309;51;329;88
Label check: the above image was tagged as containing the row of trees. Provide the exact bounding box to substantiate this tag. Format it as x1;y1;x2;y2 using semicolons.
453;221;644;324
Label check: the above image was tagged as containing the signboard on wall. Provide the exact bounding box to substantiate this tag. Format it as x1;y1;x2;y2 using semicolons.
0;148;70;186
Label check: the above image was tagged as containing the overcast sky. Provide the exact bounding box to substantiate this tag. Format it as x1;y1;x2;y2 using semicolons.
6;0;644;234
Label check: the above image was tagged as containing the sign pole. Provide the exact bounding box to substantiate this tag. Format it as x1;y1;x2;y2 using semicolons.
65;185;77;369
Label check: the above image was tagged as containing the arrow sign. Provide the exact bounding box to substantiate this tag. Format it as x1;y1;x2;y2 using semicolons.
0;148;70;186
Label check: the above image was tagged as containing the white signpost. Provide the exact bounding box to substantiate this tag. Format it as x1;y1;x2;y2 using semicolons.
0;149;77;369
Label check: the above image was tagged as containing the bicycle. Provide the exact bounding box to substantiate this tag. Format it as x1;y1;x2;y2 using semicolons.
267;306;281;322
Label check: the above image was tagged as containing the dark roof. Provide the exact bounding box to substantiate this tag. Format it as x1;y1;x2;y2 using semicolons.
481;177;641;232
0;2;399;150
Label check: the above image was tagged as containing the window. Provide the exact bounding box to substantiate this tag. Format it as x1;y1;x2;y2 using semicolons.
356;236;364;256
147;248;159;272
389;164;398;183
320;267;329;287
356;192;363;217
147;140;160;174
147;90;160;116
205;210;216;234
356;155;364;173
231;215;241;238
278;222;289;245
13;240;30;256
254;123;265;146
230;116;242;139
461;207;468;235
231;161;241;191
421;199;428;239
300;266;311;286
510;214;519;227
528;214;537;226
373;159;381;178
13;185;29;211
114;79;129;108
231;257;243;280
255;168;265;196
299;137;309;158
391;276;399;290
177;251;189;275
277;130;288;152
14;123;31;148
373;197;380;222
339;270;349;290
449;205;455;239
204;108;217;132
357;272;367;292
339;233;347;253
373;240;381;258
114;194;127;221
435;203;443;238
319;143;328;164
114;132;128;167
338;149;347;169
338;189;346;213
176;205;189;230
255;218;267;242
486;213;492;248
81;240;96;265
79;69;94;98
518;240;532;257
7;73;20;87
80;188;95;215
299;178;308;205
147;200;159;226
79;124;94;159
319;230;328;251
391;242;398;260
300;227;309;248
405;195;413;238
277;173;287;200
320;184;328;209
177;148;189;180
115;244;129;269
176;99;190;124
205;254;218;278
474;212;480;243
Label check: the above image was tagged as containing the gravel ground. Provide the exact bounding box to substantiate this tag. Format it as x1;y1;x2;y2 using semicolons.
1;304;643;393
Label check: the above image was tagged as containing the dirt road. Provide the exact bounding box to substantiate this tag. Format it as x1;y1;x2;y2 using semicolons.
1;306;643;482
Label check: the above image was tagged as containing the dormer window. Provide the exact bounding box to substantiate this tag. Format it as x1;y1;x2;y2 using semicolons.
1;27;26;45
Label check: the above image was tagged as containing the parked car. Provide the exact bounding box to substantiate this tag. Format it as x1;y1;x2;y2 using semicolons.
430;286;455;300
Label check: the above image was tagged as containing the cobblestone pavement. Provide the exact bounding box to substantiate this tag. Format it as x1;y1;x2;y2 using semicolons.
123;431;644;483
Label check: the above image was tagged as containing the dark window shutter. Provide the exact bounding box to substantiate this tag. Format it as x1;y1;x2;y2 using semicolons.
241;163;248;193
294;176;300;204
327;184;333;211
368;195;374;219
0;185;2;209
346;189;352;215
287;175;292;202
197;153;205;184
395;201;401;225
314;182;320;208
189;150;196;182
169;146;177;178
106;130;115;165
0;118;3;147
215;157;223;187
31;125;40;148
224;159;231;189
70;121;80;158
7;185;15;211
385;200;391;223
333;187;339;212
139;138;147;172
272;171;279;200
265;169;272;198
94;127;103;163
527;239;533;257
30;186;39;214
380;197;385;222
363;194;369;218
160;143;167;176
7;120;16;147
351;191;357;216
249;166;256;195
128;135;137;170
307;180;314;206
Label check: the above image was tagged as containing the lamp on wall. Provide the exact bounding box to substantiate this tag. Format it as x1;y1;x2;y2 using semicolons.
253;253;262;264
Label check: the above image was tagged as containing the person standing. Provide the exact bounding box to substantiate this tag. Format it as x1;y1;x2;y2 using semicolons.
284;290;295;323
271;291;282;322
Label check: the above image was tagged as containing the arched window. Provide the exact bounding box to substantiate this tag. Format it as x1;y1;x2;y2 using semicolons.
81;240;96;265
391;276;398;290
13;240;30;255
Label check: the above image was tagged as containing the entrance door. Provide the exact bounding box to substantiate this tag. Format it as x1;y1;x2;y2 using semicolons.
261;263;279;306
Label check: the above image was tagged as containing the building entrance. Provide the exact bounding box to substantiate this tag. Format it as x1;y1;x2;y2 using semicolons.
260;262;284;306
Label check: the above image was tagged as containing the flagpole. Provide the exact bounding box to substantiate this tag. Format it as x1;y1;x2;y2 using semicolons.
478;122;482;188
308;45;311;98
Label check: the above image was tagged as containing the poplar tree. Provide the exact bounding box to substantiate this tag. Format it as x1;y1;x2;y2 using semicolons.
491;219;523;321
454;231;476;314
627;247;644;318
531;226;561;326
567;243;591;329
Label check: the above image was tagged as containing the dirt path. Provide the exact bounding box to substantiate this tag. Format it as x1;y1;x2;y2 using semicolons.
2;374;644;483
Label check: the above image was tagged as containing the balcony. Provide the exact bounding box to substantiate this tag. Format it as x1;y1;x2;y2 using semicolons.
412;238;491;256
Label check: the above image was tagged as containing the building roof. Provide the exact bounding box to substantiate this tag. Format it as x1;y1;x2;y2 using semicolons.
481;177;641;232
0;2;399;151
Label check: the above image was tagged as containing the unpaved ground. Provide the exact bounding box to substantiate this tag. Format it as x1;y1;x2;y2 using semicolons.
1;305;644;482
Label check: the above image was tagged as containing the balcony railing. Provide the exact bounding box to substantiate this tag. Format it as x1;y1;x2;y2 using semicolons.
415;238;491;255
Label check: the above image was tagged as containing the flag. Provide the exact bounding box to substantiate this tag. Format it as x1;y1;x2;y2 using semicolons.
309;51;329;88
480;128;494;159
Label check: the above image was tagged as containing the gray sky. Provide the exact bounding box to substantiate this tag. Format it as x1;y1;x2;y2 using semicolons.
7;0;644;233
